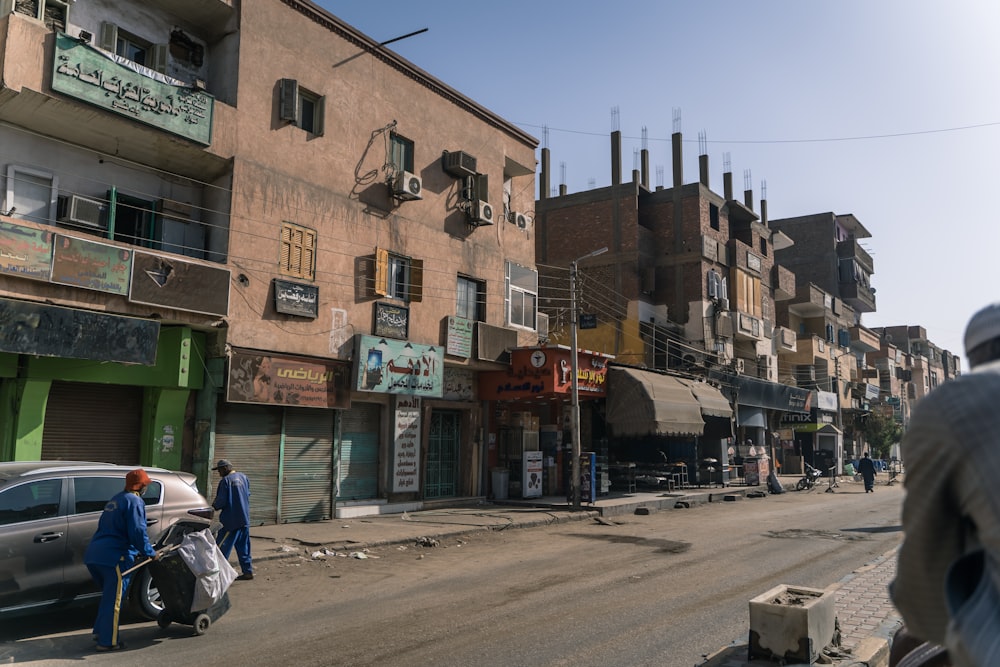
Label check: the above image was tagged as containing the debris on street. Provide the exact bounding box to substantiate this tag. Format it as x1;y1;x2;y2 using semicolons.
415;536;439;547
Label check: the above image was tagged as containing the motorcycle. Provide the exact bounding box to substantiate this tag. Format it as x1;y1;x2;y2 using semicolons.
796;462;823;491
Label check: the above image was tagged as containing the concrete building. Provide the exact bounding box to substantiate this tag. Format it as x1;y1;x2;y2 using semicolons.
0;0;538;521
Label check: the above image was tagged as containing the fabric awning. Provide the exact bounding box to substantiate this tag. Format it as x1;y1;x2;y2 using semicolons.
606;367;706;437
793;423;842;434
682;379;733;419
737;406;767;428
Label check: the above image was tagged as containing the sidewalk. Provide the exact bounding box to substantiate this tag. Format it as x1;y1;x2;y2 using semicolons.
247;474;901;666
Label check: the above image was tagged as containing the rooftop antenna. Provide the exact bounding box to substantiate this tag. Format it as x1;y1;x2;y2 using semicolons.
543;125;549;150
642;126;649;151
761;180;767;200
672;108;682;133
560;161;567;186
656;165;664;188
743;169;752;192
723;152;731;172
633;148;640;170
611;106;620;132
698;130;707;157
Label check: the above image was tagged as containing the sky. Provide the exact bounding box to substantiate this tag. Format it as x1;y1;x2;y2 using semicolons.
317;0;1000;368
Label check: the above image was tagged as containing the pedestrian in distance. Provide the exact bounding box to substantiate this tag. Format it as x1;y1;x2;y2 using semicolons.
83;468;158;652
212;459;253;581
858;452;877;493
891;302;1000;667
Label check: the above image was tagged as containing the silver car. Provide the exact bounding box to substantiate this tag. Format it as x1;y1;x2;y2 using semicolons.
0;461;214;619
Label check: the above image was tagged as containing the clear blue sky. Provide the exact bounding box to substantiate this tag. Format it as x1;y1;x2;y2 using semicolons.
317;0;1000;367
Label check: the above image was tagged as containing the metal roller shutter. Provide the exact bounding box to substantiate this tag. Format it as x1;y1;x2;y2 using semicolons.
338;402;379;501
215;403;281;526
280;407;333;523
41;382;142;464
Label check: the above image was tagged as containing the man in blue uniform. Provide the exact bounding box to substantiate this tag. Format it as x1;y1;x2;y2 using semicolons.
84;468;158;652
212;459;253;580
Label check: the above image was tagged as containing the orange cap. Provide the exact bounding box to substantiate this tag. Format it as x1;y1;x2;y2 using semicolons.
125;468;151;491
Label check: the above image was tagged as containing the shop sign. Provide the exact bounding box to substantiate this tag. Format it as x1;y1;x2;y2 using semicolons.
443;367;475;401
373;302;409;339
0;296;158;364
51;235;131;295
816;391;838;412
445;316;473;358
392;396;421;492
129;251;230;316
0;221;52;281
578;313;597;329
356;335;443;397
52;34;214;145
226;349;351;409
477;347;609;400
273;279;318;318
864;383;880;400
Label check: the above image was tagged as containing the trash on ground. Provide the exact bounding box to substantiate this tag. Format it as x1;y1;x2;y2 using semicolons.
310;548;338;559
415;536;439;547
276;544;298;553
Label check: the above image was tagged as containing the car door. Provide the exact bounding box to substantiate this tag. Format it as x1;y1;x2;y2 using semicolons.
0;478;67;614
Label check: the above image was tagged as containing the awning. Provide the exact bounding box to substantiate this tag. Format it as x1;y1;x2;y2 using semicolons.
681;379;734;419
606;367;708;437
738;406;767;428
793;423;842;434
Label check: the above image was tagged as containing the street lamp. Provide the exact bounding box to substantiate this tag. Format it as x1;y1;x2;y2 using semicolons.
569;246;608;510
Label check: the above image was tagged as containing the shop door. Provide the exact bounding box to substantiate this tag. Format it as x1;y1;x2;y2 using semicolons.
215;403;281;525
338;402;379;501
281;408;334;523
425;410;459;499
41;382;142;463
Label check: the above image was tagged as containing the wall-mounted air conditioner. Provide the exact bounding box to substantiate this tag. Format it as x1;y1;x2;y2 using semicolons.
734;358;746;374
57;194;107;229
511;211;528;229
392;171;422;200
536;313;549;340
468;200;494;226
442;150;478;178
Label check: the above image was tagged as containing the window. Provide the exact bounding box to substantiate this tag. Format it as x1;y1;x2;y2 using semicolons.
0;479;61;526
279;79;325;135
99;23;167;72
73;477;162;514
281;222;316;280
759;237;768;256
457;275;485;321
5;165;57;225
505;261;537;330
12;0;67;31
709;203;720;231
390;133;415;173
375;247;423;302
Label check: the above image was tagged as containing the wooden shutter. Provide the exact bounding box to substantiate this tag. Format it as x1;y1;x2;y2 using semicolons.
408;258;423;302
281;223;315;280
99;21;117;51
279;79;299;123
374;247;389;296
312;96;325;137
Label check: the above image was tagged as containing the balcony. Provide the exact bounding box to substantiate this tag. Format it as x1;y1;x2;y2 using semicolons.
838;279;876;313
837;237;874;273
787;283;830;319
0;12;235;181
771;264;795;301
775;326;797;352
849;325;880;352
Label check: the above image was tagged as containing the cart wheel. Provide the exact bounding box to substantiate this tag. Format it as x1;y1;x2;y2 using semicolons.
193;613;211;635
156;611;172;629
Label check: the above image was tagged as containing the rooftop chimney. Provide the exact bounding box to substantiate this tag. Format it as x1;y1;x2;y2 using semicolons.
671;132;683;188
723;171;733;200
611;130;622;186
539;147;550;200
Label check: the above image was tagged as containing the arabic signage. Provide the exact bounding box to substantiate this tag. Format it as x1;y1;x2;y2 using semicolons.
373;302;408;339
52;33;214;145
226;349;351;409
392;396;421;493
478;347;610;401
443;367;476;401
51;235;131;295
355;335;443;397
0;221;53;281
0;297;159;364
129;251;230;317
273;279;318;318
445;316;473;358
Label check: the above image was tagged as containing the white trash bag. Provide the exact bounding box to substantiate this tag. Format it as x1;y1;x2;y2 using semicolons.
176;528;237;613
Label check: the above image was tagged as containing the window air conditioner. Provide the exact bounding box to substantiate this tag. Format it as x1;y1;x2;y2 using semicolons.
511;211;528;229
536;312;549;338
57;194;107;229
734;358;746;374
392;171;422;200
468;200;494;226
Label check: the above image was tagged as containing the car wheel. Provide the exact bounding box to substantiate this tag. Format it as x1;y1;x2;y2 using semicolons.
130;568;164;620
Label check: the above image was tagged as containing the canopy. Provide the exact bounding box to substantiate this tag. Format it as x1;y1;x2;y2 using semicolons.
606;367;731;437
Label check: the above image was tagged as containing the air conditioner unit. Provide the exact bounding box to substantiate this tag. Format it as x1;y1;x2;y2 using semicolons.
536;313;549;339
468;200;494;226
442;150;478;178
734;358;746;374
512;211;528;229
717;297;730;311
57;194;107;229
392;171;422;200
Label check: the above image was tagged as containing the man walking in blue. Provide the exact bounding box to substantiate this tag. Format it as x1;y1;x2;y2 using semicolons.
84;468;158;651
212;459;253;580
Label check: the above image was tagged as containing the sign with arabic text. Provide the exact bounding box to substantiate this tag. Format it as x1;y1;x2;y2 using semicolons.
51;235;131;295
130;251;230;317
0;221;53;281
273;279;318;318
52;33;213;145
445;316;472;358
373;302;409;339
356;335;443;397
392;396;421;493
226;349;351;409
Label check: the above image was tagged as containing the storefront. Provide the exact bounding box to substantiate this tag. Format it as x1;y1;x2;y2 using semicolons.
215;348;351;525
779;390;842;476
478;346;610;500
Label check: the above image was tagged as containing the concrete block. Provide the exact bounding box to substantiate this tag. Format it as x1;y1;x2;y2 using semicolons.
748;584;837;664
